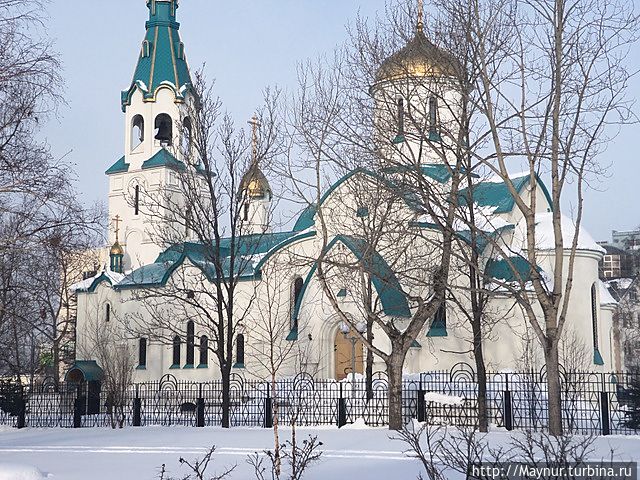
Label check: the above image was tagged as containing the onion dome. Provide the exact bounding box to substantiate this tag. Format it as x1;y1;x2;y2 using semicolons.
240;164;272;200
375;30;460;84
110;241;124;256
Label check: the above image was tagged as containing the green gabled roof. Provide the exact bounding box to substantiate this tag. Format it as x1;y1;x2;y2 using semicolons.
459;173;553;214
485;256;535;283
117;231;302;289
141;148;186;170
121;0;192;111
105;156;129;175
290;235;411;322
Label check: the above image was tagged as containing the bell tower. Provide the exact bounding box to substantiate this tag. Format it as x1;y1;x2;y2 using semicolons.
105;0;193;270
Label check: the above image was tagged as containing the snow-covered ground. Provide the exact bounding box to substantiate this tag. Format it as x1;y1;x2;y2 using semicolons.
0;425;639;479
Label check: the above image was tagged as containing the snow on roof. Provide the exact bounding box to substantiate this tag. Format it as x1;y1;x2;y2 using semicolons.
513;213;605;254
599;280;618;306
607;277;634;290
484;171;531;184
71;267;126;293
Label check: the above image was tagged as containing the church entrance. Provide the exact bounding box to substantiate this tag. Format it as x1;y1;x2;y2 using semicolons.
334;328;364;380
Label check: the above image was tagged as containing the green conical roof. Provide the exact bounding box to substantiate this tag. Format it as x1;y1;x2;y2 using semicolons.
121;0;192;111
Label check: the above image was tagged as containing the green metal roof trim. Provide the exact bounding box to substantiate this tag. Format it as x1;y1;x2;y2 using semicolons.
253;231;316;273
459;173;553;214
64;360;104;382
76;272;119;293
290;235;411;325
121;0;192;111
316;168;422;215
293;204;317;232
118;231;303;289
485;256;536;283
141;148;186;171
105;156;129;175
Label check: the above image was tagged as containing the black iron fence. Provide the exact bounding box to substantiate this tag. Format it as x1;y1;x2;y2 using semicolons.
0;364;637;435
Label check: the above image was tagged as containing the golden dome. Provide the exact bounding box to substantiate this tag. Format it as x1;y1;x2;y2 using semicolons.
375;32;460;84
240;164;272;199
110;241;124;256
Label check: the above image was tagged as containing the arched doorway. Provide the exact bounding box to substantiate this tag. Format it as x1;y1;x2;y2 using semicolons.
334;328;364;380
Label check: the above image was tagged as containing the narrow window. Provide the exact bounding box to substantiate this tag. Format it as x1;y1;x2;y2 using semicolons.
199;335;208;367
291;277;304;331
429;302;447;334
132;115;145;151
243;203;250;221
138;338;147;368
186;321;195;366
154;113;173;146
179;42;185;60
182;117;193;159
236;334;245;366
105;304;111;323
397;97;405;137
134;184;140;216
185;207;192;236
172;335;181;367
591;283;598;350
429;96;438;139
433;302;447;330
141;40;151;58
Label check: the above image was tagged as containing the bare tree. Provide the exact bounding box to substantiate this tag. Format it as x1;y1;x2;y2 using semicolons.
126;69;285;428
428;0;639;435
80;299;135;429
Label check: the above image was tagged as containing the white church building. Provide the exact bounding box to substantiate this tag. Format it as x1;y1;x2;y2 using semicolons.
72;0;620;383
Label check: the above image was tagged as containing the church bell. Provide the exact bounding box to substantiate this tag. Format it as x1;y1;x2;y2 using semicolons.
155;117;173;144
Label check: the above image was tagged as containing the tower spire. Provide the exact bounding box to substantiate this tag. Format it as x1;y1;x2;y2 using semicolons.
417;0;424;34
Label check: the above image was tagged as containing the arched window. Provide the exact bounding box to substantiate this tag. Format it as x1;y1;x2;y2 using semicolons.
154;113;173;146
138;338;147;368
427;302;447;337
182;117;193;158
291;277;304;331
105;304;111;323
428;96;439;140
396;97;405;138
172;335;181;367
236;334;245;367
243;203;250;221
141;40;151;58
134;184;140;216
131;115;145;151
199;335;208;367
186;321;195;366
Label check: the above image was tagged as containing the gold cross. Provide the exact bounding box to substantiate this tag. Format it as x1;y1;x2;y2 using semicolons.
417;0;424;34
112;215;122;243
248;114;261;163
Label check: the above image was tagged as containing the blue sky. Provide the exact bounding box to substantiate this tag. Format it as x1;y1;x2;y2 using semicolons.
44;0;639;241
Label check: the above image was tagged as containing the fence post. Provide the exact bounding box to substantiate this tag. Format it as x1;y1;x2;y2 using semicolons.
503;373;513;431
196;383;205;428
417;392;426;423
264;391;273;429
16;395;26;429
73;385;82;428
337;382;347;428
132;384;141;427
601;386;611;436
